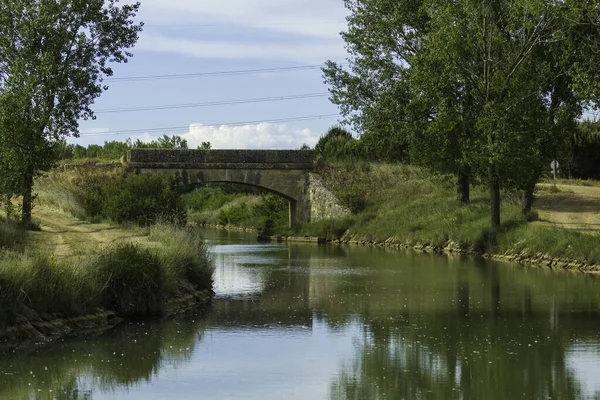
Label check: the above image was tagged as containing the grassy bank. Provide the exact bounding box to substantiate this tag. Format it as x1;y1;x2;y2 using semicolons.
295;163;600;268
0;221;213;331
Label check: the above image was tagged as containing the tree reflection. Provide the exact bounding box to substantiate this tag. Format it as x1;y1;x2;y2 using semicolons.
0;310;209;399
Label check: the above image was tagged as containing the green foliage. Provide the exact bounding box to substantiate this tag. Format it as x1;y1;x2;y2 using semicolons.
183;186;241;213
149;222;214;293
0;0;143;226
218;203;250;226
92;244;164;317
37;169;190;227
566;120;600;179
60;135;190;161
0;217;26;250
101;174;186;226
338;185;367;214
184;184;289;234
0;222;214;330
216;194;288;234
324;0;600;228
298;217;356;240
315;126;358;161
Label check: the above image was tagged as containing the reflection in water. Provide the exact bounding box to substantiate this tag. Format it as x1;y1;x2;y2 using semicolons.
1;229;600;399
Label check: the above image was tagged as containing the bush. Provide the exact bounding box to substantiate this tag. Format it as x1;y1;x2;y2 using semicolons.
315;126;358;161
102;174;185;226
149;222;214;293
92;243;164;317
218;203;251;226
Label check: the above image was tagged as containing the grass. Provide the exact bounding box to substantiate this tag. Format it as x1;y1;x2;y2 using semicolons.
35;167;123;220
0;222;214;331
295;162;600;266
0;217;27;251
543;177;600;188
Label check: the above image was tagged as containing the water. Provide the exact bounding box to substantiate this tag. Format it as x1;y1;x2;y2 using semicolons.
1;229;600;399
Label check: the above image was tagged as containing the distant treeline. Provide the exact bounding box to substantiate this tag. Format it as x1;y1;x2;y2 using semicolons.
315;122;600;180
55;135;211;161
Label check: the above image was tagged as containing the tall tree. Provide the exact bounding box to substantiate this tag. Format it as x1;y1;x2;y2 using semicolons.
0;0;142;226
325;0;600;229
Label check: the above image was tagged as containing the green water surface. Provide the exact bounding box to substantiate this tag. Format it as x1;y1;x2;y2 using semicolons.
1;229;599;399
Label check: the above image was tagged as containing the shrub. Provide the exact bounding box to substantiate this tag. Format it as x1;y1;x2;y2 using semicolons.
315;126;358;161
149;223;214;293
218;203;251;226
102;174;185;226
92;244;164;317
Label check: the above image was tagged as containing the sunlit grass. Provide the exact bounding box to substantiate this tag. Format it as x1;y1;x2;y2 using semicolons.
302;162;600;266
0;222;214;331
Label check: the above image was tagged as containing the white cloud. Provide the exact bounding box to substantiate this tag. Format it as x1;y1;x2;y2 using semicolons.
134;0;348;62
140;0;347;38
177;122;320;149
136;33;346;64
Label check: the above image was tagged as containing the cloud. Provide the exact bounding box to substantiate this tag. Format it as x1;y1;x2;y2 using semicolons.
176;122;321;149
134;0;348;63
136;33;346;64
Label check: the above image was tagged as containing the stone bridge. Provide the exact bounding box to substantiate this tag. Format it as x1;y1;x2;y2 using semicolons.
126;149;349;228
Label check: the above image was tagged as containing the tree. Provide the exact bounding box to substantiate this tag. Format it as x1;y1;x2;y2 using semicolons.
132;134;188;149
314;126;357;161
325;0;600;229
323;0;474;203
0;0;143;226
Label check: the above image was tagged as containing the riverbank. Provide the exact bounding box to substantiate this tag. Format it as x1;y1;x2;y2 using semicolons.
260;234;600;272
0;206;215;354
202;162;600;272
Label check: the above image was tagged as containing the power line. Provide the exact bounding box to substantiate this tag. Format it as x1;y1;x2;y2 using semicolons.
95;93;329;114
105;63;344;83
80;114;340;137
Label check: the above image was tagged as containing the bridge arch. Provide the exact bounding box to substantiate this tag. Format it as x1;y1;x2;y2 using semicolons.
127;149;313;228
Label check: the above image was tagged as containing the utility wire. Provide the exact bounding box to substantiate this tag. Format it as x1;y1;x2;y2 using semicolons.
95;92;329;114
80;114;340;137
105;63;345;83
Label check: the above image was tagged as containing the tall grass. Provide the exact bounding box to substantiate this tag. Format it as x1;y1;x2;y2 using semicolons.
35;167;122;220
0;223;214;331
0;217;27;250
149;222;214;293
302;162;600;266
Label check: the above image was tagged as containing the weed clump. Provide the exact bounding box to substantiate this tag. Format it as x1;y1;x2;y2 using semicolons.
92;244;164;317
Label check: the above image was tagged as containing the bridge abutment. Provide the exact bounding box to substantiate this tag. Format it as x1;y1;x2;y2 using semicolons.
127;149;349;228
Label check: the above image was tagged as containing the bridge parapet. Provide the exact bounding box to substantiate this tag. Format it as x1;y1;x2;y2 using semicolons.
127;149;314;170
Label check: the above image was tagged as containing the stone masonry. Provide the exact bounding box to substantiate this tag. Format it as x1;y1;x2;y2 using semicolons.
127;149;349;228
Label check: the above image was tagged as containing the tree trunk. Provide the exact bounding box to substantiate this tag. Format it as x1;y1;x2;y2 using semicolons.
21;163;34;227
521;178;537;216
489;166;501;230
457;168;470;204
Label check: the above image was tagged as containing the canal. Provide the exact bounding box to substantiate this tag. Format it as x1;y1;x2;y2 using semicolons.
1;229;600;399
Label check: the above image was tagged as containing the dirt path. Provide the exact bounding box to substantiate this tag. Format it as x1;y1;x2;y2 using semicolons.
534;184;600;232
28;205;149;259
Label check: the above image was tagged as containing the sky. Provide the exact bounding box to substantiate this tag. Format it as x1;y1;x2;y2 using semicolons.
76;0;350;149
